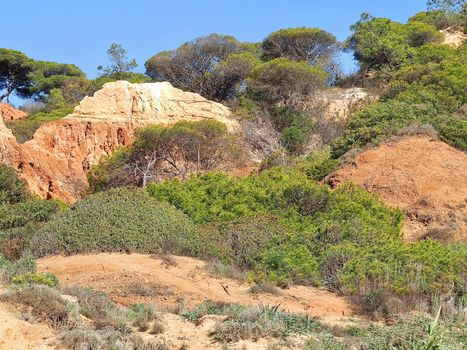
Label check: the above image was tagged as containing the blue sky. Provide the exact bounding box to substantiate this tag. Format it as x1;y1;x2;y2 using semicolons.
4;0;427;80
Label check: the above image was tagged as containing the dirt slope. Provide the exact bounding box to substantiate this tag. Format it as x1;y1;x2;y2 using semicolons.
328;135;467;242
0;302;56;350
37;253;356;322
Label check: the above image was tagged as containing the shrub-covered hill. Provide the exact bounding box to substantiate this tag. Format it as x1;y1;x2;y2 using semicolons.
24;155;466;318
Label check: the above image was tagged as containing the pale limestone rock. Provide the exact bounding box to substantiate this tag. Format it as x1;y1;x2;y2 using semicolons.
69;81;236;130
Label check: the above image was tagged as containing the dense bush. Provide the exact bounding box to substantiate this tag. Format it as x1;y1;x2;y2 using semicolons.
0;199;62;230
0;166;62;261
30;187;211;257
346;13;443;72
11;272;59;287
0;165;29;205
333;40;466;155
148;162;465;302
207;216;288;269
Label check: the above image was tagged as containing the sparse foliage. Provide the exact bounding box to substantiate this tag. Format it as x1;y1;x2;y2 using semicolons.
98;43;138;78
88;120;242;190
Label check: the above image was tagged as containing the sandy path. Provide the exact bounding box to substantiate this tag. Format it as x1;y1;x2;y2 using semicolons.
37;253;356;321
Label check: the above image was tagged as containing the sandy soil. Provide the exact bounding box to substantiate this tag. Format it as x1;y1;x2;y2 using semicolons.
37;253;357;323
441;27;467;48
0;302;56;350
328;135;467;242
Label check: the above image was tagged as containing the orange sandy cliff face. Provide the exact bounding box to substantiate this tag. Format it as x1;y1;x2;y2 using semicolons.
0;103;27;122
0;81;236;202
328;135;467;242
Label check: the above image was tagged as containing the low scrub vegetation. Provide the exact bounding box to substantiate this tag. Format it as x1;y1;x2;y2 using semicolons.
1;283;166;350
185;301;318;342
0;284;78;328
0;165;63;260
306;312;466;350
30;187;212;257
148;163;466;316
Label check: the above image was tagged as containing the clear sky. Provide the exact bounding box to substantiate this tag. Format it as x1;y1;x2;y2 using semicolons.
3;0;427;79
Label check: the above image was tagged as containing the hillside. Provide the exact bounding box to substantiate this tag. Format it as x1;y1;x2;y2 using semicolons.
1;2;466;349
37;253;356;321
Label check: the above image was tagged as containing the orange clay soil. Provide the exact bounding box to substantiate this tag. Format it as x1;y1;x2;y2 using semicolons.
37;253;358;323
328;135;467;242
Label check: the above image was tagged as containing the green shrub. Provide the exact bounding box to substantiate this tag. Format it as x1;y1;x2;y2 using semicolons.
0;165;29;205
247;58;327;108
260;243;319;286
30;187;209;257
0;254;37;283
335;23;466;156
88;120;242;191
147;165;465;297
148;167;311;224
299;147;339;181
0;199;62;229
283;184;330;216
208;216;289;269
280;125;307;154
437;116;467;150
11;272;59;287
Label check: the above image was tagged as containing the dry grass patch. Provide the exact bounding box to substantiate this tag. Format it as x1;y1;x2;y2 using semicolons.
248;282;283;296
0;284;79;328
205;259;246;281
123;282;174;297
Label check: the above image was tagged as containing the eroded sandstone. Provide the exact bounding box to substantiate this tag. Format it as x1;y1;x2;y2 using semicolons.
0;81;237;202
